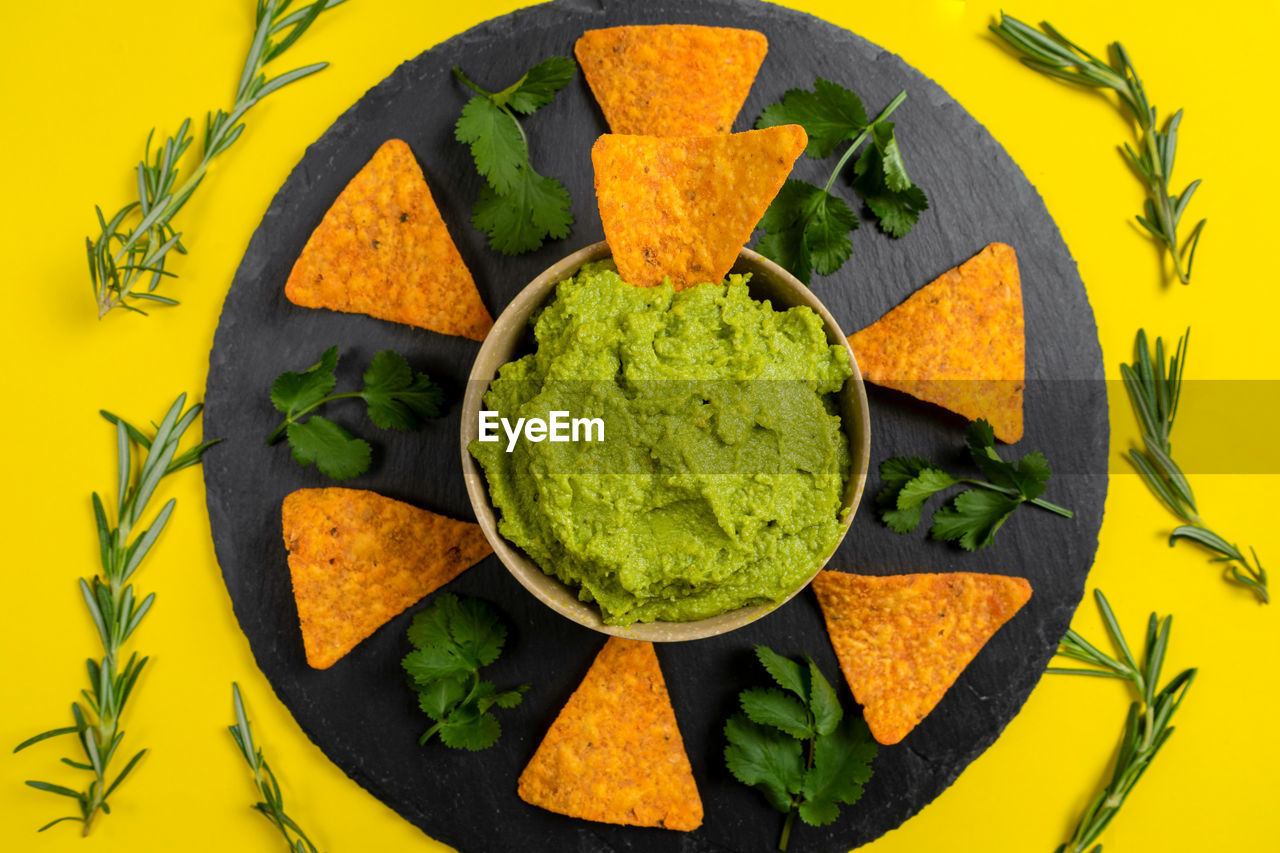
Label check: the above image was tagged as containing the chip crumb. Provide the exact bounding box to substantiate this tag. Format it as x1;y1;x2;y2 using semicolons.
575;25;767;136
848;242;1025;442
811;570;1032;745
284;138;493;341
517;637;703;830
281;488;492;669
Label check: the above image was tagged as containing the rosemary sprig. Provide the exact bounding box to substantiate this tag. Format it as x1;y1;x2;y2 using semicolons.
89;0;344;319
13;394;217;834
1048;589;1195;853
230;683;320;853
1122;329;1268;602
991;14;1205;285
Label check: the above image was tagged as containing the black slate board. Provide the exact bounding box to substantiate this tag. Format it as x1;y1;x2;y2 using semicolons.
203;1;1109;850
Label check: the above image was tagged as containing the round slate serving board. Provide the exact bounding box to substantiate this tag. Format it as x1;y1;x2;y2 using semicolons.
203;1;1109;850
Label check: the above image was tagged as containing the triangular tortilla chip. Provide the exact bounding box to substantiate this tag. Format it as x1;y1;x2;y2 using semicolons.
517;637;703;831
593;126;806;289
575;25;768;136
281;488;492;669
848;242;1025;442
811;570;1032;745
285;138;493;341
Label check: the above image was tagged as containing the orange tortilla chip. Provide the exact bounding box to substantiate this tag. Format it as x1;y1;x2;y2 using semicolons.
575;25;767;136
593;127;806;289
281;488;492;669
848;242;1025;442
284;139;493;341
518;638;703;831
811;570;1032;745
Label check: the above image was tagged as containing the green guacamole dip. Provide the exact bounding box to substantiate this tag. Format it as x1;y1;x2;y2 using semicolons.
469;262;852;625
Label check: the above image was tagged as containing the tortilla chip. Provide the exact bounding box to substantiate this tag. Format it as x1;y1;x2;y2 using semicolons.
284;139;493;341
848;242;1025;442
575;26;768;136
811;570;1032;745
281;488;492;669
517;637;703;831
593;127;806;289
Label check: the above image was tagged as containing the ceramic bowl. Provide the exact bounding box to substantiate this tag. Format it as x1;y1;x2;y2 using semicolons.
460;242;870;641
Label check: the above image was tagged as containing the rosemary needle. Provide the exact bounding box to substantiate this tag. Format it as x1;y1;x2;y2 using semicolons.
89;0;345;318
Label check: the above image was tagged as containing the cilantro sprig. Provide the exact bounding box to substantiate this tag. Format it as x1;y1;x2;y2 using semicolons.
755;80;928;284
267;346;443;480
402;594;528;751
453;57;575;255
724;646;877;851
877;419;1073;550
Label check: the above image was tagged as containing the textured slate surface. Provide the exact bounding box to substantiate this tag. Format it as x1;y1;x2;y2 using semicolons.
203;1;1109;851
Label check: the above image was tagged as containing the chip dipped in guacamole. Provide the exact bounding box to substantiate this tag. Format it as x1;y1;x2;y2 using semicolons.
469;262;852;625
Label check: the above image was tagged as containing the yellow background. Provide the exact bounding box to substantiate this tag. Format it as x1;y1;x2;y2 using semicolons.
2;1;1277;851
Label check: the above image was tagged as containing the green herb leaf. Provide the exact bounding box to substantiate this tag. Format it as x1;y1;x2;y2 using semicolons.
360;351;443;430
755;180;858;285
403;595;526;751
455;96;527;195
438;707;502;752
850;124;929;238
931;490;1021;551
798;715;877;827
757;78;868;158
724;714;804;814
270;345;338;417
740;688;814;740
285;417;371;481
471;170;573;256
502;56;576;115
806;659;842;737
754;645;809;699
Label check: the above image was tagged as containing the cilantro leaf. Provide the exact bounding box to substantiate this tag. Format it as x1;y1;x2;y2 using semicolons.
757;78;868;159
724;714;805;814
806;659;842;737
360;351;443;431
417;676;466;721
285;417;371;480
403;595;526;751
851;123;929;238
755;180;858;285
798;715;877;827
896;468;959;512
741;688;814;740
438;707;502;752
471;169;573;256
755;645;809;699
874;456;933;533
455;96;526;195
930;489;1022;551
501;56;576;115
270;345;338;416
449;596;507;668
